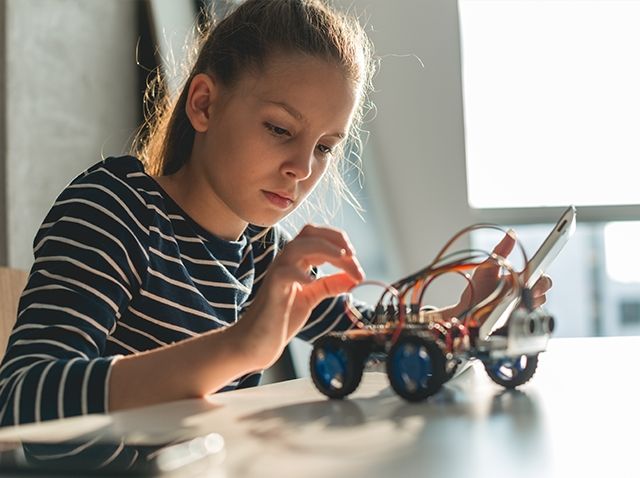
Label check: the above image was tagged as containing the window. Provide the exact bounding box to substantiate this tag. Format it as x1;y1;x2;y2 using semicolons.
459;0;640;210
458;0;640;339
619;300;640;326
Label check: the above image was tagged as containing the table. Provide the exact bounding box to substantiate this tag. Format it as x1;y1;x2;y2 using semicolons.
1;337;638;477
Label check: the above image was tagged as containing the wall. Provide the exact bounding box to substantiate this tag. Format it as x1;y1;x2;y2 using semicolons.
287;0;477;377
342;0;473;306
1;0;471;306
4;0;139;270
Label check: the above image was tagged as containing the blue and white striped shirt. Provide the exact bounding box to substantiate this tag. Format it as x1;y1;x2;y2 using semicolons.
0;156;358;427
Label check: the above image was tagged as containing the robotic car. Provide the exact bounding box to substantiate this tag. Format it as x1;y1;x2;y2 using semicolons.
310;224;560;402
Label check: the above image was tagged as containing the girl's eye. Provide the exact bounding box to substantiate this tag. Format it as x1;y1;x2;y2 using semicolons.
317;144;334;156
264;123;290;137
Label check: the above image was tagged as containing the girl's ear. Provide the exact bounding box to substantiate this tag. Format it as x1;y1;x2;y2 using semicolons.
185;73;218;133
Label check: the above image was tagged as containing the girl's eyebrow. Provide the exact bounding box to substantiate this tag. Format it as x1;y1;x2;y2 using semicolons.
266;100;305;122
264;100;347;140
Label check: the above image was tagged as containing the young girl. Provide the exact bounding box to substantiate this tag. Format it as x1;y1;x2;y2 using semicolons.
0;0;550;427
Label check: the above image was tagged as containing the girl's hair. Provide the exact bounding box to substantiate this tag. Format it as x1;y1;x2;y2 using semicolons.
133;0;376;218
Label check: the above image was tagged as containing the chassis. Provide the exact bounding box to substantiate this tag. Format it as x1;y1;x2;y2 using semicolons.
310;300;554;402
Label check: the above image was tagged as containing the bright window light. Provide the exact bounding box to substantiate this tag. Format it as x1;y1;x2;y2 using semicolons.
604;222;640;283
459;0;640;208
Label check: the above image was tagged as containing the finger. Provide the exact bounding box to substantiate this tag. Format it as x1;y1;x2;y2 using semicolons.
267;265;324;339
492;230;517;259
297;224;356;256
477;231;517;278
283;280;299;321
283;237;365;281
531;295;547;309
531;275;553;296
297;272;360;310
286;273;360;338
270;265;316;292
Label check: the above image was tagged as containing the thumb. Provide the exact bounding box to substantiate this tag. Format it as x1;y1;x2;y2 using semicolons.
492;229;516;259
299;272;359;310
287;273;358;339
281;282;299;325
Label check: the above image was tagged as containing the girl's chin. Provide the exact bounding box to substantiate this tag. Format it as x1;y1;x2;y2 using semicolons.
247;209;297;228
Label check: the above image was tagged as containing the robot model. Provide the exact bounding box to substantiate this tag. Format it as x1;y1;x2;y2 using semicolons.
309;221;566;402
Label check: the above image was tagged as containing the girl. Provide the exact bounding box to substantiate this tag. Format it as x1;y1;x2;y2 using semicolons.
0;0;550;426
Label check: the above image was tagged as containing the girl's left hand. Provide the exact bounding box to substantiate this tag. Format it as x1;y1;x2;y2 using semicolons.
456;232;554;316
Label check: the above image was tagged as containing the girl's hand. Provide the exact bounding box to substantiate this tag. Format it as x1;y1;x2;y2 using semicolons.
455;232;554;317
232;225;365;370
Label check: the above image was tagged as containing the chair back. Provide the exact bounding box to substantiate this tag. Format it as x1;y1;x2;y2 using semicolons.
0;267;28;357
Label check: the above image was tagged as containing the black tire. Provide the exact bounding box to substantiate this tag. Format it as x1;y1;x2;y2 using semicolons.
310;335;365;399
386;334;446;402
483;354;539;389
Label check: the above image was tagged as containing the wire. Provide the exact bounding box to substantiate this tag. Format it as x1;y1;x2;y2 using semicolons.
343;280;400;329
341;223;531;351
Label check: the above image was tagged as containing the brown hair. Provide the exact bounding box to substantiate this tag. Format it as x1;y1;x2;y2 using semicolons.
133;0;375;217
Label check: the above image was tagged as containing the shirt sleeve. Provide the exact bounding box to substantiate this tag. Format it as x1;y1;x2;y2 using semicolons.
296;292;373;343
0;163;150;426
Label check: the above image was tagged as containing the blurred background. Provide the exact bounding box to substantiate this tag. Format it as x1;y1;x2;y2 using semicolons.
1;0;639;381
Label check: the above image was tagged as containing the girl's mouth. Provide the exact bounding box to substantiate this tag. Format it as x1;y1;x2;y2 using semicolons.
263;191;294;209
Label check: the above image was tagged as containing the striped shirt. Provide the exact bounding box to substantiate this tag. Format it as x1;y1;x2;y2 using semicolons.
0;156;360;427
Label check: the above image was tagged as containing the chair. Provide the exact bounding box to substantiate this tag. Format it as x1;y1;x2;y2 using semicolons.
0;267;28;357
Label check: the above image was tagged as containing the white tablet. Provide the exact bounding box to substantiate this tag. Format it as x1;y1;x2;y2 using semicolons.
478;205;577;339
522;205;577;289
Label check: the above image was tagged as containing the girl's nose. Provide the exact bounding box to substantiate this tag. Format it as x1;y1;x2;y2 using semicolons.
281;150;314;180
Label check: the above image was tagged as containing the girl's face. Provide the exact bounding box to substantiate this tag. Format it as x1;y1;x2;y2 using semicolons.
187;53;360;238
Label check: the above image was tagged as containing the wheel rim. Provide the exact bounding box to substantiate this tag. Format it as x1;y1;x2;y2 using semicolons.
489;355;528;381
391;341;434;394
314;346;349;391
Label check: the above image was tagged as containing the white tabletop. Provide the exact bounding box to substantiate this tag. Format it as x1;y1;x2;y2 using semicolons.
1;336;639;477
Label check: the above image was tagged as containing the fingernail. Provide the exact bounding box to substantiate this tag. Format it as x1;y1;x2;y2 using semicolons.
339;248;347;257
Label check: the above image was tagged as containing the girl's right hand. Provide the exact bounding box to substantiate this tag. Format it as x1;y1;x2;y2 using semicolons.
231;225;365;370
